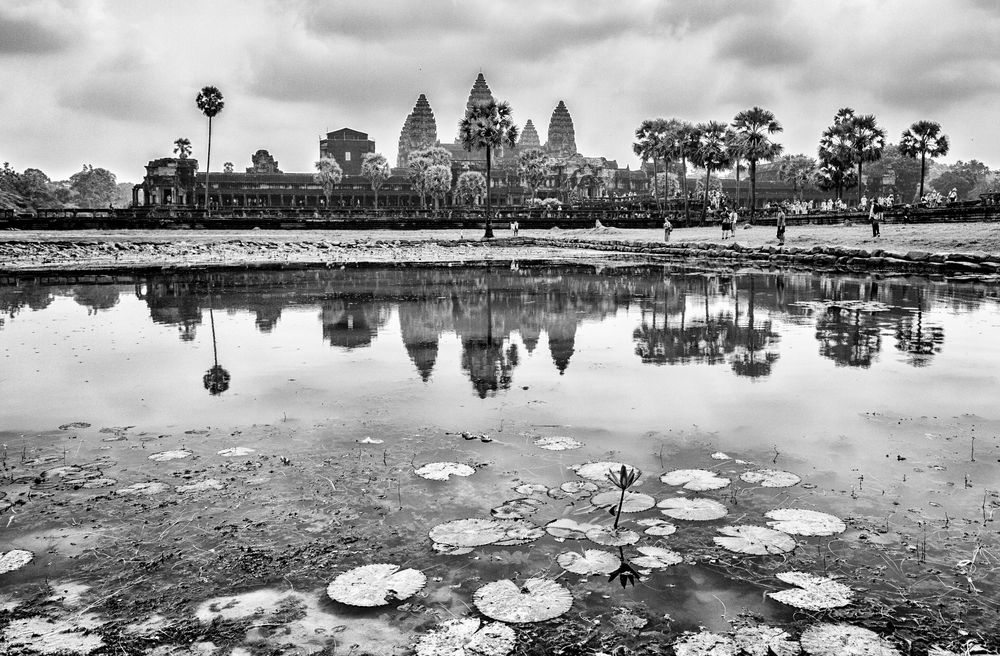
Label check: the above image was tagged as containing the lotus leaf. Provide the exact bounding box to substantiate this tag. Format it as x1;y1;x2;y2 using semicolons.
585;526;640;546
326;563;426;607
534;436;582;451
0;550;33;575
429;519;509;547
590;490;655;513
733;625;800;656
636;518;677;536
116;482;171;496
493;519;545;546
657;497;728;521
740;469;801;488
631;546;682;569
473;578;573;623
768;572;853;610
514;483;548;495
557;481;599;498
431;543;473;556
415;462;475;481
544;518;601;540
1;614;105;655
147;450;192;462
414;618;516;656
765;508;846;536
660;469;731;491
673;631;738;656
710;452;731;460
491;498;542;519
799;623;900;656
557;549;620;575
217;447;255;457
572;461;631;481
714;525;796;555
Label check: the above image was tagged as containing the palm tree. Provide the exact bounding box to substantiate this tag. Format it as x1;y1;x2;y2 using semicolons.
173;137;192;159
775;154;818;201
689;122;734;225
633;118;666;209
844;114;887;206
223;162;234;174
459;99;519;238
725;132;748;208
202;308;230;395
360;153;390;209
899;120;950;200
672;121;698;223
732;107;783;224
195;86;224;215
314;157;343;208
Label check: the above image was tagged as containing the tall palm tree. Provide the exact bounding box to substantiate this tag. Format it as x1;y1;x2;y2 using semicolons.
202;308;230;395
173;137;192;159
459;99;519;239
899;120;950;200
818;121;856;201
195;86;224;215
633;119;664;209
725;132;748;208
689;122;734;224
732;106;783;224
672;121;698;223
844;114;886;206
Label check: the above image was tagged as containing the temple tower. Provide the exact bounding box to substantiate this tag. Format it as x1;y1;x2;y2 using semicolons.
545;101;577;158
518;120;541;150
465;73;494;113
397;94;439;167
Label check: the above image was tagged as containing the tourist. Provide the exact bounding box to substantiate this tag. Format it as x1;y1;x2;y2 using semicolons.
869;200;881;238
663;217;673;242
728;207;739;239
720;207;731;240
510;219;519;236
948;188;958;204
776;208;787;246
860;195;868;210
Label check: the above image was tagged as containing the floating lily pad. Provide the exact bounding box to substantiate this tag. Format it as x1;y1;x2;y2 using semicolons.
429;519;509;547
710;452;731;460
2;614;105;655
116;482;171;496
326;563;426;607
81;478;117;489
473;578;573;623
491;498;543;520
765;509;846;536
431;543;474;556
740;469;801;488
673;631;738;656
636;518;677;536
715;525;796;555
217;447;256;457
514;483;548;495
571;461;631;481
544;518;601;540
58;422;91;431
768;572;853;610
657;497;728;521
610;607;648;631
177;479;225;493
585;526;640;546
554;481;599;499
148;450;193;462
590;490;655;513
660;469;731;491
0;550;34;575
631;546;682;569
493;520;545;546
414;618;516;656
799;623;900;656
557;549;620;575
733;625;800;656
534;436;582;451
415;462;476;481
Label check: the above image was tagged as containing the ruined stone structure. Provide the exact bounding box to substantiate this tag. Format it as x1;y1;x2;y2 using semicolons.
246;149;282;174
545;101;578;158
518;120;541;150
396;94;439;167
319;128;375;177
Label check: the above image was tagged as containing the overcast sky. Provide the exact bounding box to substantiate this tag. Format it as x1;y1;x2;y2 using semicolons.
2;0;999;183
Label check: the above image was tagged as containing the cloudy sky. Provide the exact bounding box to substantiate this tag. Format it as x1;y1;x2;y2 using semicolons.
2;0;999;183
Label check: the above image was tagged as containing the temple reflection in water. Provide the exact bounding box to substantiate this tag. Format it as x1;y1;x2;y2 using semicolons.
2;265;994;396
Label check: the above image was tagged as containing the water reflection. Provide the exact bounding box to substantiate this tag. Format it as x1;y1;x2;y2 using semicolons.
1;266;995;395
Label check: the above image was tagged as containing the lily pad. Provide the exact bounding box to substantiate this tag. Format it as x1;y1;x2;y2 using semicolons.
555;481;599;498
534;436;582;451
657;497;728;521
715;525;796;555
544;518;601;540
415;462;475;481
765;508;846;536
660;469;731;491
733;625;800;656
148;450;193;462
429;519;509;547
326;563;426;607
0;550;34;575
1;614;105;655
217;447;256;457
431;543;474;556
571;461;631;481
116;482;171;496
494;519;545;546
514;483;548;495
177;479;225;493
590;490;655;513
710;452;731;460
58;422;91;430
414;618;516;656
798;623;900;656
768;572;853;610
673;631;738;656
473;578;573;623
585;526;641;546
740;469;801;488
557;549;620;575
491;498;543;519
636;518;677;536
631;546;683;569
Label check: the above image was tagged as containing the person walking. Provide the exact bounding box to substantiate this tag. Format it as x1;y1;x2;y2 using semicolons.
663;217;673;242
869;200;881;238
728;207;739;240
776;208;787;246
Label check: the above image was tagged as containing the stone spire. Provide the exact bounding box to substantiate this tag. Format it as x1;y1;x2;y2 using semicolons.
397;93;438;167
518;120;541;150
465;73;494;113
545;100;577;158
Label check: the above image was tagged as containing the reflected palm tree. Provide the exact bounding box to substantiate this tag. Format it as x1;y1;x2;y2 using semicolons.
815;307;882;368
895;308;944;368
202;308;231;395
729;277;780;379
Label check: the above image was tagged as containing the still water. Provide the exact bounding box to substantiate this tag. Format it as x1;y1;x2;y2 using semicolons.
1;264;999;647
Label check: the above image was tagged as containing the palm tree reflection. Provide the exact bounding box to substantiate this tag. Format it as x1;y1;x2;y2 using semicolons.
202;308;231;395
